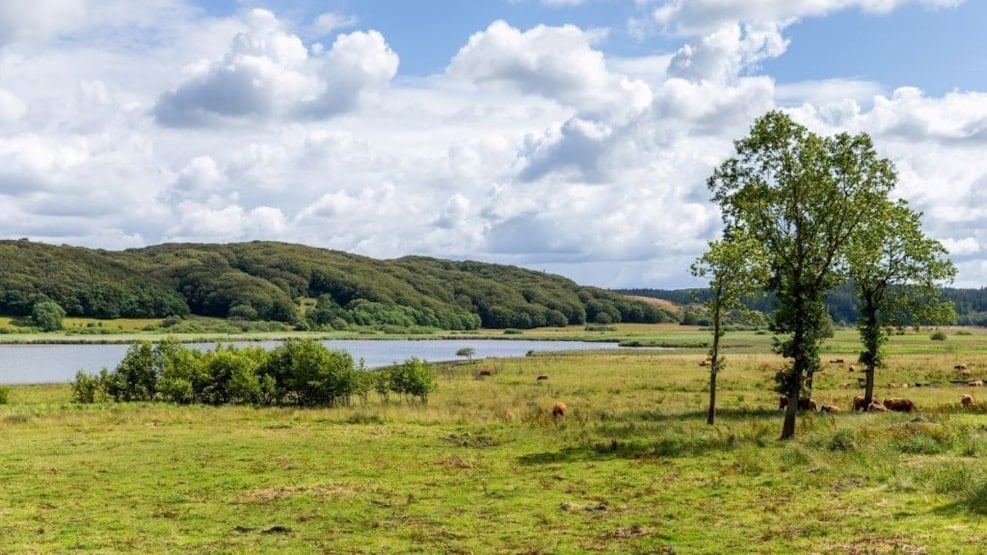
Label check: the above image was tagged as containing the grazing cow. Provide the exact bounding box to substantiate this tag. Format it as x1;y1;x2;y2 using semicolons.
536;375;549;382
853;396;869;412
829;358;845;364
969;380;984;387
961;394;975;407
955;364;969;371
699;360;708;367
820;404;841;413
779;395;817;411
883;398;916;413
867;402;888;412
551;401;567;418
848;365;857;373
476;370;492;378
960;369;972;377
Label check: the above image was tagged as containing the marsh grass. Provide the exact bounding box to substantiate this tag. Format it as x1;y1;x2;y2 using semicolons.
3;333;987;552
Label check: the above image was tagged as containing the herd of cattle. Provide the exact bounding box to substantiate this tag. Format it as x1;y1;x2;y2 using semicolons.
773;359;982;414
476;358;982;419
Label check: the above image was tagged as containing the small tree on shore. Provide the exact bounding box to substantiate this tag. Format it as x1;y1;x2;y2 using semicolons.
456;347;476;363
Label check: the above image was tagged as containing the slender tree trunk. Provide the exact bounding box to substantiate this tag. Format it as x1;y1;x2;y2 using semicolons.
862;302;879;406
707;299;721;425
781;296;809;440
865;366;876;405
781;370;801;439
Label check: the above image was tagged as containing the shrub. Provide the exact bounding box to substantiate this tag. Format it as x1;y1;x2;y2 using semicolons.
71;370;102;403
931;330;947;341
390;357;436;403
31;300;66;332
503;328;523;335
828;429;856;452
0;385;9;404
161;315;183;328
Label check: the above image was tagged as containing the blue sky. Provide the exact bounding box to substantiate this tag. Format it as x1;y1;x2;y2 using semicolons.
0;0;985;289
193;0;987;93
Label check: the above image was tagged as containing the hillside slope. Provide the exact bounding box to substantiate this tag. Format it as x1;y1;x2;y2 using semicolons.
0;240;676;329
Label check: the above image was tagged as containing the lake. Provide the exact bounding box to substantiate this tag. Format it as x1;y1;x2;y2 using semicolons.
0;339;621;384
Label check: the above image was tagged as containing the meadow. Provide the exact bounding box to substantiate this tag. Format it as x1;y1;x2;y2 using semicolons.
2;325;987;553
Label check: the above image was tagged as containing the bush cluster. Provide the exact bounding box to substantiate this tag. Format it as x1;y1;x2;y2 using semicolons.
72;338;436;406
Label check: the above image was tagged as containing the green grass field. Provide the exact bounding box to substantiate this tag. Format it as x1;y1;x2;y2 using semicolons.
2;327;987;553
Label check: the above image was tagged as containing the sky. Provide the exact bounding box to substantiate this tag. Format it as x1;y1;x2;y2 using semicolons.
1;0;986;290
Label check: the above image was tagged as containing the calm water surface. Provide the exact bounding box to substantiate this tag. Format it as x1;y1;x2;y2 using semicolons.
0;339;621;384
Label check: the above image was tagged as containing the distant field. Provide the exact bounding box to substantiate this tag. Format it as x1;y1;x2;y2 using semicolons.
2;327;987;552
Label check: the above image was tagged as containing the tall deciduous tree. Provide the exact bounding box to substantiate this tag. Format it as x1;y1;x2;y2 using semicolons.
849;199;956;406
708;111;894;439
691;233;768;425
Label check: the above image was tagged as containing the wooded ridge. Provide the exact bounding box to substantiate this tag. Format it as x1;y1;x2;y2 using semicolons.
0;239;675;329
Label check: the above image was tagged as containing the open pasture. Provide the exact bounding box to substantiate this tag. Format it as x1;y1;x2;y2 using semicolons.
2;328;987;553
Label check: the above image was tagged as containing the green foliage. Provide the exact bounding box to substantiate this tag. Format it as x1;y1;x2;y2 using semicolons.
456;347;475;362
1;240;668;331
31;299;66;331
707;111;896;439
931;330;948;341
0;240;189;318
0;385;8;404
262;339;357;407
227;304;258;321
387;357;436;403
72;337;365;407
71;370;102;403
849;198;956;404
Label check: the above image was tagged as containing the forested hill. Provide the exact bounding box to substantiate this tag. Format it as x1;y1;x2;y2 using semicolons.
0;240;676;329
620;286;987;326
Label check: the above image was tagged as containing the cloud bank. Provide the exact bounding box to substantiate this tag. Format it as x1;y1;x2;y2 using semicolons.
0;1;984;289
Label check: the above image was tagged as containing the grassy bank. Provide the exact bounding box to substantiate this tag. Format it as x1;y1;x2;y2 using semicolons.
2;329;987;552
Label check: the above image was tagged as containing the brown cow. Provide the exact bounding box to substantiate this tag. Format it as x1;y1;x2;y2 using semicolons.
883;398;916;413
848;365;857;373
779;395;817;411
960;369;972;377
829;358;845;364
867;402;888;412
536;375;549;382
476;370;492;378
955;364;969;371
961;394;975;407
699;360;708;367
969;380;984;387
853;395;869;412
551;401;567;418
820;404;841;413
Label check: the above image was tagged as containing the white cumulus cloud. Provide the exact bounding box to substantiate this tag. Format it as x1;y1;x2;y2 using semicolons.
153;9;398;127
447;20;652;120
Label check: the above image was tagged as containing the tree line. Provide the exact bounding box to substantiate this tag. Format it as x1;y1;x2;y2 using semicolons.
0;240;676;331
622;284;987;327
72;338;436;406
